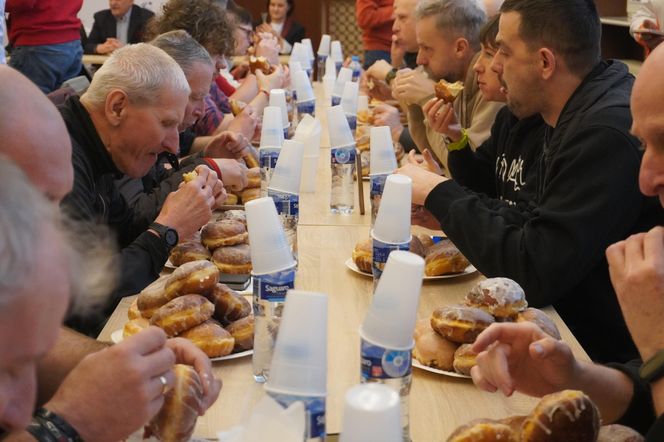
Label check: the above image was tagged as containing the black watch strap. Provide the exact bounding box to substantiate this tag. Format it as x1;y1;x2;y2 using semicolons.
385;68;398;86
640;349;664;384
149;222;179;249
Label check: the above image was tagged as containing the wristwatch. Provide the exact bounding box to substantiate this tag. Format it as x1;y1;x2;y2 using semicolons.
640;349;664;383
149;222;179;250
385;68;398;86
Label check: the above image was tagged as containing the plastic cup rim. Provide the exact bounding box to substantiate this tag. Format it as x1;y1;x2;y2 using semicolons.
264;383;327;398
250;261;297;277
359;328;415;352
370;229;412;246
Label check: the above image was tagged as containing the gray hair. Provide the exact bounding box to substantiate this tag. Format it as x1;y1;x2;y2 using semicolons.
415;0;487;50
150;30;214;77
83;43;190;107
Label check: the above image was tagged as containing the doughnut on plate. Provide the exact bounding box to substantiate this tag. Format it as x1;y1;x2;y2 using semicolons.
345;258;477;280
411;359;471;379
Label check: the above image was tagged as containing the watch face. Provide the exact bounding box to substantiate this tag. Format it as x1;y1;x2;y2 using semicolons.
165;229;178;247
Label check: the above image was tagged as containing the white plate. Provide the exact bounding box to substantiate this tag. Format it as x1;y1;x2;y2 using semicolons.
344;258;477;280
110;329;253;362
412;359;471;379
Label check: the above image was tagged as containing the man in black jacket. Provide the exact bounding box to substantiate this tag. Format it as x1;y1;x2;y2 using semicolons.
84;0;154;54
397;0;663;363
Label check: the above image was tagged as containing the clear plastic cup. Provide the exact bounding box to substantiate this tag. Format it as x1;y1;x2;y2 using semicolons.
260;106;285;149
373;174;411;244
269;89;290;129
358;95;369;113
323;76;335;103
370;126;397;175
327;105;355;148
339;384;402;442
269;139;304;195
245;197;296;274
293;70;315;103
324;56;336;80
265;290;328;397
293;114;322;157
361;250;424;350
302;38;315;61
341;81;359;116
333;67;353;99
331;40;344;63
301;156;318;193
289;61;302;74
318;34;331;56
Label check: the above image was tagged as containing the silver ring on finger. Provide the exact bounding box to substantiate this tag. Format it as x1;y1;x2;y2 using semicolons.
159;375;168;395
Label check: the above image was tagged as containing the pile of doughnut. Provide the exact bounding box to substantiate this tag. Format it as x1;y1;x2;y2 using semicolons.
123;259;254;358
447;389;644;441
352;233;471;277
224;167;261;205
414;277;561;375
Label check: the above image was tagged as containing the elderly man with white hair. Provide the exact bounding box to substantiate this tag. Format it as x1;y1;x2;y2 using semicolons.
60;43;225;335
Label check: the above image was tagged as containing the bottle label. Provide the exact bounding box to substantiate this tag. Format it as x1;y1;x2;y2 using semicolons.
370;174;388;224
331;145;357;165
372;237;409;280
260;148;281;188
345;114;357;132
268;392;326;439
360;337;412;380
335;61;343;73
297;100;316;117
253;269;295;302
283;127;290;140
268;189;299;218
331;95;341;107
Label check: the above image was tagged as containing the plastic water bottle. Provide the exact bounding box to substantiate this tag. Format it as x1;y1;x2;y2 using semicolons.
267;393;326;441
350;56;362;82
317;54;327;82
259;147;281;197
252;265;296;383
268;189;299;255
330;144;356;214
370;173;389;226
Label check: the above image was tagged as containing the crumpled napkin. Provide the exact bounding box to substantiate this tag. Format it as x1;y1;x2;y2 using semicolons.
217;396;305;442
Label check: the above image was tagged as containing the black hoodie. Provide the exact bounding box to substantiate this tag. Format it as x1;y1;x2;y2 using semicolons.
425;61;663;363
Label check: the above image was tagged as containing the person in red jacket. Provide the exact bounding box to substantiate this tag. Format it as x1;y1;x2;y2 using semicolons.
356;0;394;69
6;0;83;93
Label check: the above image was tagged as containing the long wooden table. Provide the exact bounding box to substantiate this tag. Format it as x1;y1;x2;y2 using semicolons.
98;83;590;441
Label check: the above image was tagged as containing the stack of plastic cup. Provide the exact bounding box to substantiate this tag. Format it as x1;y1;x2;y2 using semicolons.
358;95;369;115
268;139;304;254
339;384;402;442
369;126;398;225
327;105;357;214
327;105;355;148
291;42;313;80
292;70;315;118
293;114;322;193
265;290;328;441
269;89;290;140
246;197;297;276
259;106;285;196
331;40;344;73
323;57;337;102
317;34;331;81
371;174;412;282
341;81;359;135
360;250;424;441
302;38;316;63
332;67;352;106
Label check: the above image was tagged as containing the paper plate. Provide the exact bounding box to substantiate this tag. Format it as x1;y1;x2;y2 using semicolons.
411;359;471;379
345;258;477;280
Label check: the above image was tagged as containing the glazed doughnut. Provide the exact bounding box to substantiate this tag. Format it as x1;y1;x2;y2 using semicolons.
430;304;495;344
201;220;248;250
414;232;435;251
128;298;141;320
163;260;219;301
122;317;150;339
435;79;464;104
226;315;254;351
465;277;528;320
217;209;246;226
413;318;458;371
453;343;478;376
169;241;211;268
207;283;252;323
500;415;527;435
224;193;239;205
150;294;215;337
447;418;517;442
145;364;203;442
520;390;600;442
424;239;471;276
137;275;171;319
211;243;252;274
597;424;645;442
179;320;235;358
516;308;561;340
357;109;374;125
241;187;261;204
246;167;261;188
352;238;373;273
182;170;198;183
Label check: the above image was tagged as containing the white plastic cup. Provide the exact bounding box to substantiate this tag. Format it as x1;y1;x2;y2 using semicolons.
245;197;296;274
292;42;312;70
324;56;336;80
318;34;331;56
331;40;344;62
327;105;355;148
293;70;315;103
339;384;402;442
302;38;316;61
373;174;411;244
269;139;304;195
341;81;359;116
358;95;369;113
361;251;424;350
269;89;290;129
333;68;353;100
370;126;398;175
260;106;285;149
301;156;318;193
265;290;328;396
289;60;302;74
293;114;321;157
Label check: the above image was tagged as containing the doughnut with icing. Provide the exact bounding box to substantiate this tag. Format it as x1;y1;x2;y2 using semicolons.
128;298;141;320
217;209;246;225
447;418;517;442
137;275;171;319
431;304;495;344
201;220;248;250
226;315;254;351
211;243;252;275
122;317;150;339
453;343;478;376
207;283;251;323
179;320;235;358
597;424;644;442
240;186;261;204
169;241;211;267
413;318;458;371
163;260;219;301
516;308;561;340
149;294;214;337
246;167;261;188
425;239;471;276
465;277;528;320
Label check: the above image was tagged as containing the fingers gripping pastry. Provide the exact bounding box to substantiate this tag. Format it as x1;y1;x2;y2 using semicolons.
217;209;247;226
137;275;171;319
453;343;478;376
122;317;150;339
520;390;600;442
229;99;247;116
465;277;528;320
201;220;248;250
424;239;471;276
357;108;374;125
212;243;252;274
431;305;495;344
182;170;198;183
145;364;204;442
435;79;464;104
179;320;235;358
248;55;274;74
207;283;252;323
355;125;371;152
352;238;373;273
241;187;261;204
244;153;259;169
246;167;261;188
163;260;219;301
447;419;517;442
169;241;211;268
128;298;141;320
226;315;255;351
150;294;215;337
516;308;561;340
597;424;645;442
413;318;458;371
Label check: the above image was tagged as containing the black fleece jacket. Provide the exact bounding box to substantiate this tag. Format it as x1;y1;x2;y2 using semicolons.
425;61;663;363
